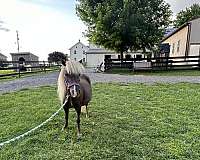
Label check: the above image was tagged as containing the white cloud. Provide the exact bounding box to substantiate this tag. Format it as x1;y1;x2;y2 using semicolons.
0;0;87;60
166;0;200;16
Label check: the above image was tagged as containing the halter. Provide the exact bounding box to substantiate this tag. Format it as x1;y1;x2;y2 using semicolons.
64;75;81;98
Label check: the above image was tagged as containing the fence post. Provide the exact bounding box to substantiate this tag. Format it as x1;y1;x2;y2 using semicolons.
18;61;21;78
166;56;169;71
199;47;200;70
132;58;134;71
43;61;46;73
104;59;107;72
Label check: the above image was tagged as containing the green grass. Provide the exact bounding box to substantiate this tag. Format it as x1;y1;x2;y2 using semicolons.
106;68;200;76
0;70;16;74
1;83;200;159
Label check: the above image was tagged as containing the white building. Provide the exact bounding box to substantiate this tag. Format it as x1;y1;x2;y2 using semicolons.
0;53;7;61
69;40;89;64
86;44;145;69
69;41;145;69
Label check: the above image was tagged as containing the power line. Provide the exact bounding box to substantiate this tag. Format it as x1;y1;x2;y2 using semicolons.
16;30;20;53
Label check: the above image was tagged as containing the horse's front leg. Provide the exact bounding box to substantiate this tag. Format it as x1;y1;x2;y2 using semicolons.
62;102;69;131
75;106;81;138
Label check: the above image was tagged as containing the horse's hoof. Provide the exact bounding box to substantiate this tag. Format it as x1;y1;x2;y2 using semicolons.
77;133;82;140
62;127;68;132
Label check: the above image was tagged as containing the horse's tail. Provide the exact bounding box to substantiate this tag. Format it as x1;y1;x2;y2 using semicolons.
80;74;91;85
57;66;67;105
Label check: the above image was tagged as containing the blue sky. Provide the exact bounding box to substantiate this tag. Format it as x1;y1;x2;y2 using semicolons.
20;0;76;14
0;0;200;60
0;0;87;60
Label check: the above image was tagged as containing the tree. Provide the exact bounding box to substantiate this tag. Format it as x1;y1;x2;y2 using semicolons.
174;4;200;28
0;19;10;32
76;0;171;60
48;51;66;64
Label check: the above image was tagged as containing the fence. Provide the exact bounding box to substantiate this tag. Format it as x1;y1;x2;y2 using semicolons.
0;60;60;78
104;55;200;71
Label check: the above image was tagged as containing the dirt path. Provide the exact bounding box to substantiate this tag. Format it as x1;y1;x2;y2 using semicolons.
1;70;200;94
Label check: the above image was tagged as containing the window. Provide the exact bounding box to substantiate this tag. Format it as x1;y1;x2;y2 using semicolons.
172;43;175;54
74;50;76;54
136;55;142;61
105;55;111;60
177;40;180;53
125;54;131;59
83;50;85;54
74;58;76;61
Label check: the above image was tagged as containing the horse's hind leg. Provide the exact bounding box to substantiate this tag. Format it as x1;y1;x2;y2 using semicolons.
85;105;89;118
75;106;81;137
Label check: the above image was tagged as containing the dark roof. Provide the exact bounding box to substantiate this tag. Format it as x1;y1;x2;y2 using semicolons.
164;28;177;37
0;53;7;58
10;52;38;58
162;17;200;42
10;52;31;55
162;22;190;42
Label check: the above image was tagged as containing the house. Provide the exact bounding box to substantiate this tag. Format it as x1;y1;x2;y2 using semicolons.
69;41;147;69
10;52;39;70
69;40;89;64
0;53;7;61
162;17;200;57
0;53;7;67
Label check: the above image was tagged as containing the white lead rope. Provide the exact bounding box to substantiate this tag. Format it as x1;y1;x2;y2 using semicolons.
0;106;63;148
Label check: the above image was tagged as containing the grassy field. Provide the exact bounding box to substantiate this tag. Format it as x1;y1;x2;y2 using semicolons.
106;68;200;76
0;70;16;75
0;83;200;159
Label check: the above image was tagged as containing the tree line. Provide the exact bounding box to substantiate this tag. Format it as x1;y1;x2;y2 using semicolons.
48;2;200;63
76;0;200;59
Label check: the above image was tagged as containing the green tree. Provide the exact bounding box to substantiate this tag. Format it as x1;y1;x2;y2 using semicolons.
76;0;171;60
48;51;66;64
174;4;200;28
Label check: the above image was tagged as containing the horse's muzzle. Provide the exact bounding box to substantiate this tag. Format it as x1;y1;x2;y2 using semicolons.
69;84;81;98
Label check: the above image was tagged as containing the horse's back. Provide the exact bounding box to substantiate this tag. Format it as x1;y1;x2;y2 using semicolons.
80;74;92;105
80;74;91;85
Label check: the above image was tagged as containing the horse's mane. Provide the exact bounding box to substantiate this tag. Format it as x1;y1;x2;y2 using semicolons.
65;60;85;75
57;60;85;104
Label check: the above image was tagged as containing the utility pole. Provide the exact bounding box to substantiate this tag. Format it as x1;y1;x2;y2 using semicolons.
16;30;19;53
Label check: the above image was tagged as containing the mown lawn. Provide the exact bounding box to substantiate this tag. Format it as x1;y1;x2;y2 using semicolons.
0;83;200;159
0;70;16;74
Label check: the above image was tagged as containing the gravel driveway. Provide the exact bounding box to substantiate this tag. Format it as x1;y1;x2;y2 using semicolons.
1;70;200;94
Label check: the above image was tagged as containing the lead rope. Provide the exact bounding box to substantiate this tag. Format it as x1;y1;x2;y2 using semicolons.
0;105;63;148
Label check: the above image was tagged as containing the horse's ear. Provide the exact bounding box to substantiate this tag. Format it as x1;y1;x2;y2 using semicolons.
61;59;66;66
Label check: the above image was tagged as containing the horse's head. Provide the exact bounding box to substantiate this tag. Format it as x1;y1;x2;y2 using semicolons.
65;74;81;98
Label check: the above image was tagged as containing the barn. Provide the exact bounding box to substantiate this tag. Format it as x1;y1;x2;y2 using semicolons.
10;52;39;70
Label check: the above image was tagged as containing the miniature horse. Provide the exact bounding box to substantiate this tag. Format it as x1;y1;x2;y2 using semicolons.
57;60;92;137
